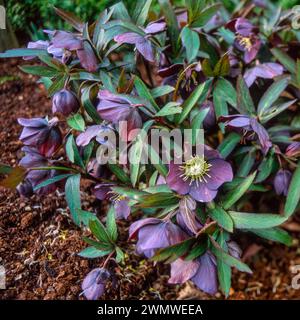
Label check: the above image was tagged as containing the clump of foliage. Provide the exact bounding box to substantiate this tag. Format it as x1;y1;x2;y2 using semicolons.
1;0;300;299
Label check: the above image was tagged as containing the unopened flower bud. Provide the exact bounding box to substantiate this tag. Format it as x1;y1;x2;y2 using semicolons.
52;89;79;116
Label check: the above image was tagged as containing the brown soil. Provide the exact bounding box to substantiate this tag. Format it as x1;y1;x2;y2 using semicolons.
0;59;299;300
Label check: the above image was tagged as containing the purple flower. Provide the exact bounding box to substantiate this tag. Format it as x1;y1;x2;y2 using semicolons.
76;124;114;147
169;251;218;295
226;18;261;63
244;63;284;87
129;218;187;258
166;146;233;203
114;22;166;62
94;183;131;220
274;169;292;196
219;115;272;154
87;159;103;178
17;179;33;197
18;117;62;157
97;90;143;141
23;40;49;60
52;89;80;116
199;101;216;129
82;268;110;300
19;147;58;195
286;142;300;158
49;31;98;72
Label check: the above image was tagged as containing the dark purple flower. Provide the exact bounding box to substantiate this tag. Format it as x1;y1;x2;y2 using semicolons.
87;159;103;178
23;40;49;60
166;146;233;203
226;18;261;63
76;124;114;147
18;117;62;157
286;142;300;158
52;89;80;116
49;31;98;72
114;22;166;62
244;63;284;87
178;196;202;234
129;218;187;258
17;179;34;197
94;183;131;220
219;115;272;154
169;251;218;295
19;147;58;195
82;268;110;300
274;169;292;196
97;90;143;141
199;101;216;129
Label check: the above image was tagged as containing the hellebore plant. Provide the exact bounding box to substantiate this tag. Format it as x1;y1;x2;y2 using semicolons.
1;0;300;300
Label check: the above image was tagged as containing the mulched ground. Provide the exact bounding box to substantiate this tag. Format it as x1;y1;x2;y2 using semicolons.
0;59;299;300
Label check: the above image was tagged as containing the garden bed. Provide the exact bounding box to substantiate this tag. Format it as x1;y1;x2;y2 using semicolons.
0;59;299;300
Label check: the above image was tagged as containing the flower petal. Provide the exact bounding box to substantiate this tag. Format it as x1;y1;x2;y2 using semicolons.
166;162;190;195
168;258;200;284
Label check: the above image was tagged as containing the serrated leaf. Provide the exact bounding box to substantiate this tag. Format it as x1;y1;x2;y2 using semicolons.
155;102;181;117
257;77;289;116
89;219;111;244
190;4;222;28
222;172;257;210
217;132;240;158
20;65;59;77
181;26;200;62
213;54;230;77
132;0;152;26
228;211;287;229
237;75;256;115
250;227;292;246
209;206;233;232
65;135;84;168
0;48;46;58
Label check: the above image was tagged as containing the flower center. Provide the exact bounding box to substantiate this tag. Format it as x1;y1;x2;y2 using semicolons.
180;155;212;185
237;35;252;51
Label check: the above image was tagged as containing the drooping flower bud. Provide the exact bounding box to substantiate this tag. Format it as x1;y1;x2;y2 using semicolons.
82;268;110;300
52;89;79;116
17;180;33;197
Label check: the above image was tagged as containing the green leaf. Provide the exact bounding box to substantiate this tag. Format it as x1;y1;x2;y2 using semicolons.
191;107;209;145
181;26;200;62
213;54;230;77
33;173;73;191
67;113;85;132
216;231;231;297
158;0;180;53
271;48;296;74
81;85;101;124
237;75;256;115
78;246;112;258
259;99;296;123
20;65;59;77
209;205;233;232
284;161;300;217
136;192;179;208
89;219;111;244
134;76;159;112
155;102;181;117
151;85;174;98
184;240;208;260
210;237;252;273
214;78;237;109
83;236;113;251
106;206;118;242
236;150;256;177
255;154;275;183
177;79;212;124
65;135;84;168
190;4;222;28
107;164;131;184
148;144;168;177
250;227;292;246
77;209;98;227
112;186;147;201
0;163;13;174
47;74;68;97
65;174;81;225
228;211;287;229
217;132;240;159
132;0;152;26
0;48;46;58
257;77;289;116
152;238;195;262
222;172;257;210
